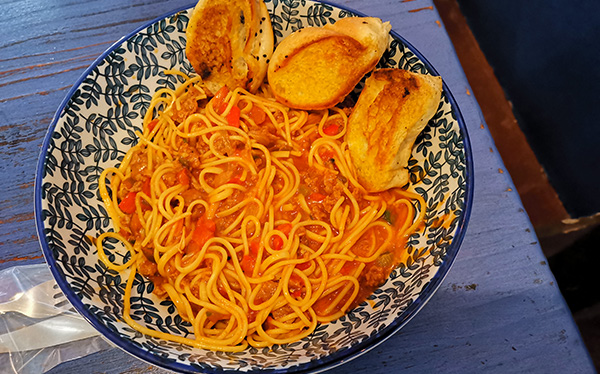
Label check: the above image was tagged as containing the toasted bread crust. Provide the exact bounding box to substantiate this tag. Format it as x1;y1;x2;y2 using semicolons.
324;17;390;64
185;0;273;93
268;17;391;110
268;29;368;109
346;68;443;192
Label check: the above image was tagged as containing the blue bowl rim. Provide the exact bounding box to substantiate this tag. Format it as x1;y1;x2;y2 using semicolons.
34;1;474;373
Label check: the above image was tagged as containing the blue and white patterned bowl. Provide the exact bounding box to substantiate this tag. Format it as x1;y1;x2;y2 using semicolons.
35;1;473;373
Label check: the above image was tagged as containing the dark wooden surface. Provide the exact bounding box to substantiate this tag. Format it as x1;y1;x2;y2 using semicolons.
1;0;595;372
432;0;570;234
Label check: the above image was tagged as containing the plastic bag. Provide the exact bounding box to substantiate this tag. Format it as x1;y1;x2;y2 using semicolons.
0;264;112;373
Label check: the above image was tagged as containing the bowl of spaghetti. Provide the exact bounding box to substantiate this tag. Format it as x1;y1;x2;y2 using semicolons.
35;1;473;373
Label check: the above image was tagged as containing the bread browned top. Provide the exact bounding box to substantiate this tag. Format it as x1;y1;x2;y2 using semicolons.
346;68;443;192
267;17;391;110
185;0;273;93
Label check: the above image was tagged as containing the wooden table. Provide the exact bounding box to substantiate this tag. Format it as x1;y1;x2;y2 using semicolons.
1;0;595;372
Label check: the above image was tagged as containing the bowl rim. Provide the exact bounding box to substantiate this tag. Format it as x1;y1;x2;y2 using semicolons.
34;1;474;373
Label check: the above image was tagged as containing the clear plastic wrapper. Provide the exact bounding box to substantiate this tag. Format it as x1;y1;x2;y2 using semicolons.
0;264;111;373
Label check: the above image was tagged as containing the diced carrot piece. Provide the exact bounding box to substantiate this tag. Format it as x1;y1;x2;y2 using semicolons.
211;86;230;114
272;236;283;251
118;191;137;214
241;254;256;274
142;178;152;196
191;216;216;250
341;260;360;275
250;240;260;255
308;192;326;203
226;106;241;128
228;175;244;185
276;223;293;236
248;105;266;124
129;212;143;235
319;149;336;162
323;123;340;136
177;168;190;186
289;273;303;297
147;119;159;132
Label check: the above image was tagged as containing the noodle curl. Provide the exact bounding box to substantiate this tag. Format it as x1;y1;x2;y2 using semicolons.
97;71;425;351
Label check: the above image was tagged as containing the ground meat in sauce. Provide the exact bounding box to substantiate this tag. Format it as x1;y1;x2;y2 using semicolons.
271;304;294;320
130;150;149;177
248;128;279;148
352;239;372;257
169;85;204;123
363;264;388;288
138;257;158;277
213;134;244;156
112;82;412;326
179;142;203;170
117;151;150;200
300;233;322;252
322;171;344;212
255;281;278;304
215;189;246;231
309;202;328;222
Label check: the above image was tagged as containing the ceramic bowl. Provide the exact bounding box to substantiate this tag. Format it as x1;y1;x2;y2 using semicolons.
35;1;473;373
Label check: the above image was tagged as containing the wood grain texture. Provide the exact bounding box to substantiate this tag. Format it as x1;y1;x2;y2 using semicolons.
1;0;594;373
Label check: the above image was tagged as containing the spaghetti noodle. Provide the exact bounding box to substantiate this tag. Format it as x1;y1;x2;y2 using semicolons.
97;70;425;351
